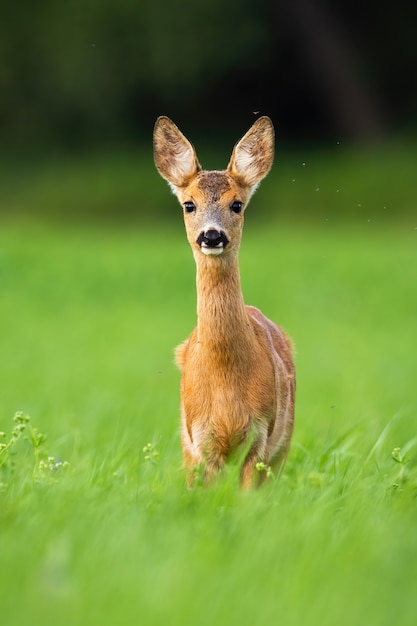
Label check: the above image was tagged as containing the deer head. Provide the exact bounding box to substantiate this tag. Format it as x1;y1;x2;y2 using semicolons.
153;116;275;259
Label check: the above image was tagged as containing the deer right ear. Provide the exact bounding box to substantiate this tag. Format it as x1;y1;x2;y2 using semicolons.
153;116;201;189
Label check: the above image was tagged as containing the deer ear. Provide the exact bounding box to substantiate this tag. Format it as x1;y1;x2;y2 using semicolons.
153;116;201;188
227;116;275;188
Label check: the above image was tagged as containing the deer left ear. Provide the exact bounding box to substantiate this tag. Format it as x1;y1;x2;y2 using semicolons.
227;116;275;188
153;116;202;189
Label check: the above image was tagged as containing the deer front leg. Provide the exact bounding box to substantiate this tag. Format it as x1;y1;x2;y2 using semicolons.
181;425;203;488
182;449;202;489
182;440;226;488
240;425;268;490
184;428;231;487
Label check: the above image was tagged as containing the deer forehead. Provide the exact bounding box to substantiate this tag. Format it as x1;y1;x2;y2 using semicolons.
181;171;244;207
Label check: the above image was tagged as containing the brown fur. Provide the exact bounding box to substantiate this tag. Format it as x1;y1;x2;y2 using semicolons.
153;116;295;489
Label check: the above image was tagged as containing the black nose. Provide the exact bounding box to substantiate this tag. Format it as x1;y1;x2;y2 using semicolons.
203;230;222;247
197;229;228;248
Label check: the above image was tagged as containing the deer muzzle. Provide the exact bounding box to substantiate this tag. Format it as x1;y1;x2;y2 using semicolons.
196;229;229;255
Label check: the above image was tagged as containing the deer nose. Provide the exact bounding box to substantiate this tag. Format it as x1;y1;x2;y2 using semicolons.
202;229;223;247
196;229;229;249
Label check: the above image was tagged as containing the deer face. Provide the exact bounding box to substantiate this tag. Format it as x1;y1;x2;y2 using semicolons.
174;170;252;257
153;116;274;258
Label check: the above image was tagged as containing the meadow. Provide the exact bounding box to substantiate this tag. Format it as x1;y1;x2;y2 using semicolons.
0;143;416;625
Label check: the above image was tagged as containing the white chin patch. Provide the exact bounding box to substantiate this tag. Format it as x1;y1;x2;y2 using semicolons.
201;244;224;256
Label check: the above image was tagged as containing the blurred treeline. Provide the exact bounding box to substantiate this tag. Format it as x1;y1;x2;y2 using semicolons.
1;0;417;151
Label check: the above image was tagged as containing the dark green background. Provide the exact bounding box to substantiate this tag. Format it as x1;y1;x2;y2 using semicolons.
1;0;416;149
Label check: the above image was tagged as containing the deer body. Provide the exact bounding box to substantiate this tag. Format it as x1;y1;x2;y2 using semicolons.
153;116;295;488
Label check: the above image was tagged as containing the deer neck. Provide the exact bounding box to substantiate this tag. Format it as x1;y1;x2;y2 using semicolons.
195;254;254;360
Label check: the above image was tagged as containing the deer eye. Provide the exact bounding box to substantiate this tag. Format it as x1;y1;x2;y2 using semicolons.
184;201;196;213
230;200;243;214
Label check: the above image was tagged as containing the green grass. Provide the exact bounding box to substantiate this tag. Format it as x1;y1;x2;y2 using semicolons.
1;150;417;625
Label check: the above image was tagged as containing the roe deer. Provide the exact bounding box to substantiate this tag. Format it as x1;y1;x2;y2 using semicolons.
153;116;295;488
